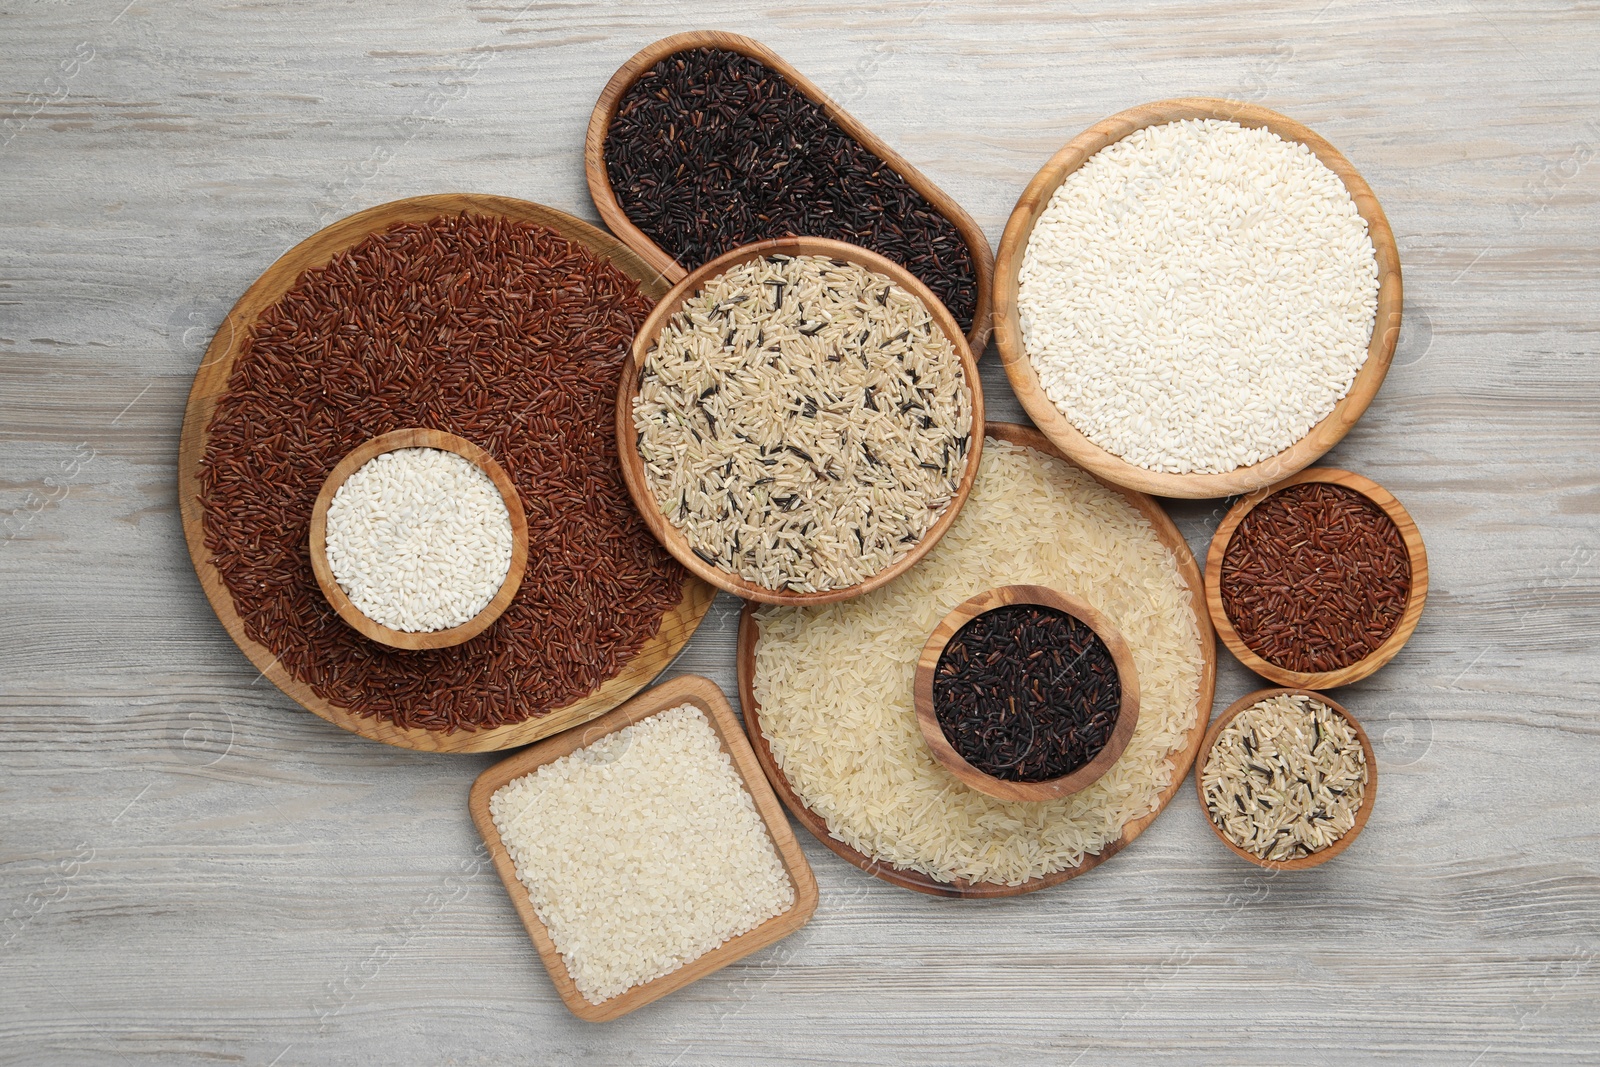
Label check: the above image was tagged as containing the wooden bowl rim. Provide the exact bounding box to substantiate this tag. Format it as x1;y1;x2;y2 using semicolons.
584;28;996;354
177;192;717;752
616;234;985;606
736;421;1217;898
468;674;819;1022
306;428;529;650
1204;467;1429;689
1193;686;1378;870
911;584;1142;802
992;96;1404;500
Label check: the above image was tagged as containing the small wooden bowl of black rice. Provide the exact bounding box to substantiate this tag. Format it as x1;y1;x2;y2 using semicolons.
1195;687;1377;870
912;585;1141;803
617;235;983;606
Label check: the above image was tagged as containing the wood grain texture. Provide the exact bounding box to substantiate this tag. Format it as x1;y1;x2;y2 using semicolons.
1204;467;1430;689
993;98;1403;499
616;234;984;605
307;428;530;651
911;583;1142;803
737;422;1217;898
4;1;1599;1062
177;192;716;751
468;674;818;1022
1193;686;1379;871
585;30;997;354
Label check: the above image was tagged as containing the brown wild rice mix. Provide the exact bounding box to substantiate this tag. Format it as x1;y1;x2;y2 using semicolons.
633;253;973;593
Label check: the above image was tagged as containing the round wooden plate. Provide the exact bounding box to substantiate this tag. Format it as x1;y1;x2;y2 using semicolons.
1204;467;1429;689
177;193;716;753
585;29;995;355
1194;687;1377;870
737;422;1218;897
617;235;984;607
993;98;1404;500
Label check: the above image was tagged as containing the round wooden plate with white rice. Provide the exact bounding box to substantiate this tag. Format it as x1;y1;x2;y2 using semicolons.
738;423;1217;897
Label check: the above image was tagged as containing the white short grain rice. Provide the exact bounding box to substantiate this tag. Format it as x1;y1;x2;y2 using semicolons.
1018;118;1380;475
489;704;794;1005
324;447;512;632
751;437;1205;886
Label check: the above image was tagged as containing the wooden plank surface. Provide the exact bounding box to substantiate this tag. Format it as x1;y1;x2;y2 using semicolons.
2;0;1597;1062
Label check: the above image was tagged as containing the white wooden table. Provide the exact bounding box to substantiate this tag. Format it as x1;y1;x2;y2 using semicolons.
4;2;1598;1062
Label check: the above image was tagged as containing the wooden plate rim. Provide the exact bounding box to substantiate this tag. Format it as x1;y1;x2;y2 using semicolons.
616;234;985;607
992;97;1404;500
1203;466;1429;689
736;421;1218;898
468;674;819;1022
177;192;717;753
1192;686;1378;870
911;584;1142;802
584;28;996;353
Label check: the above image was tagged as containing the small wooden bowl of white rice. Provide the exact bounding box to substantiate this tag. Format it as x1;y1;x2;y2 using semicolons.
993;98;1403;500
308;428;528;650
618;236;983;605
1195;687;1377;870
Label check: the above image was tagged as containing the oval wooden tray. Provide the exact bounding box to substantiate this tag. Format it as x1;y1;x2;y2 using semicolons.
617;235;984;606
737;422;1218;897
1204;467;1429;689
469;674;818;1022
993;98;1403;500
177;193;717;753
585;30;995;355
1193;687;1377;870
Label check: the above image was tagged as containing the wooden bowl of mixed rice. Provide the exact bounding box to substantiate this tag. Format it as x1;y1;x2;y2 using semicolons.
618;236;983;605
993;98;1403;500
1195;687;1377;870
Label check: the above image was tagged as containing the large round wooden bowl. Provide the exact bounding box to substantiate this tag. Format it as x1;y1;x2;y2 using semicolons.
585;29;995;354
307;429;529;651
1194;687;1378;871
1205;467;1429;690
178;193;717;753
617;235;984;607
993;98;1404;500
737;422;1217;898
913;585;1140;803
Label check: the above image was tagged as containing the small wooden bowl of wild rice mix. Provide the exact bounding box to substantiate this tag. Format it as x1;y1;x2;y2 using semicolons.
308;428;529;650
619;236;982;604
1196;688;1376;869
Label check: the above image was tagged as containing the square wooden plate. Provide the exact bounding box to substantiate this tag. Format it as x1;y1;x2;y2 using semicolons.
468;673;819;1022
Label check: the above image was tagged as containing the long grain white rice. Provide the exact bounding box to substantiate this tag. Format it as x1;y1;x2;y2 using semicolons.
489;704;794;1005
1200;693;1368;861
634;254;972;593
1018;118;1380;475
751;437;1204;886
324;447;512;632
